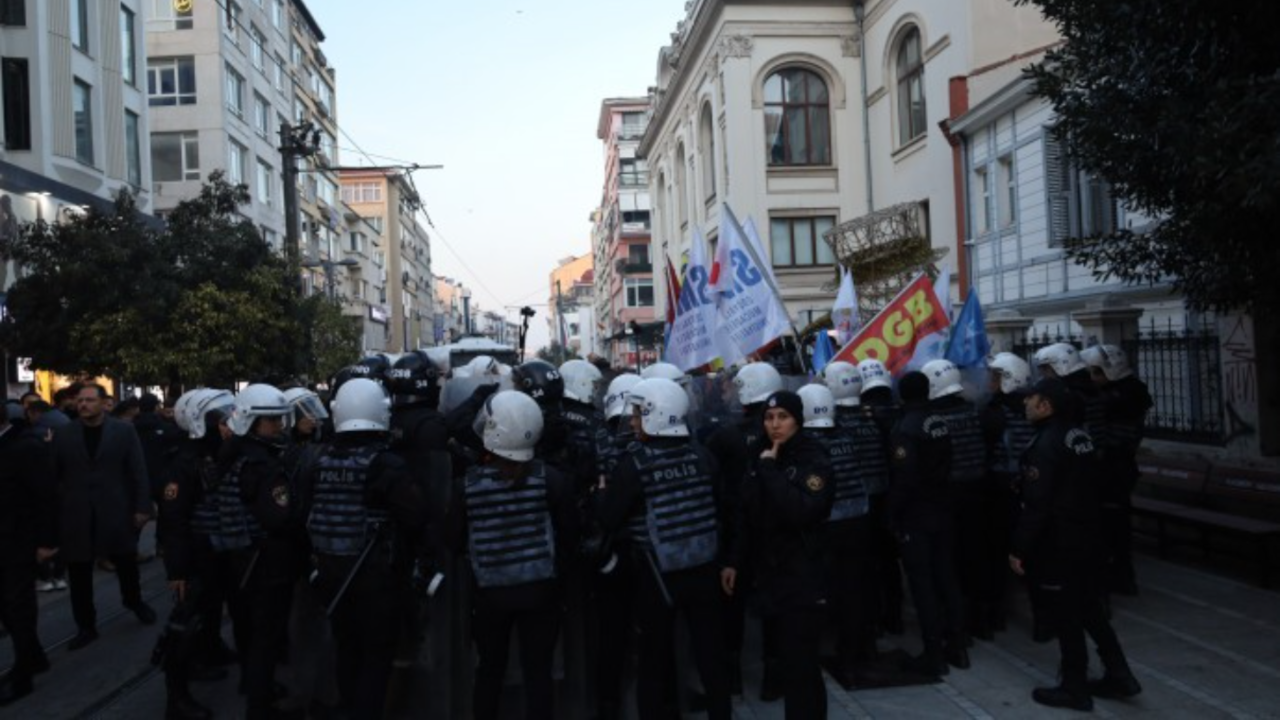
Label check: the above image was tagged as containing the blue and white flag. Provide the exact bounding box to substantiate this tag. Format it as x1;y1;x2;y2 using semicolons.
944;287;991;368
663;229;728;372
712;205;793;365
907;264;952;370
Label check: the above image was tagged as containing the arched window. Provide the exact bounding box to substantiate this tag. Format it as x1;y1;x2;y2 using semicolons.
675;144;689;227
699;104;717;200
763;67;831;166
896;27;926;144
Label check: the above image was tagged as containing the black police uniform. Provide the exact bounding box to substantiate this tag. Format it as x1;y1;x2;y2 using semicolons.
302;434;429;719
859;387;906;635
158;434;246;720
220;432;301;720
0;423;55;706
1013;388;1138;709
811;418;876;676
1100;375;1152;594
889;392;964;675
930;393;996;643
731;429;834;720
980;390;1036;632
449;460;579;720
594;437;731;720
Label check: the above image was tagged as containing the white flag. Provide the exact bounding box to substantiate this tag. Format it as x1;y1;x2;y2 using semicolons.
712;205;792;365
832;267;860;347
663;229;729;372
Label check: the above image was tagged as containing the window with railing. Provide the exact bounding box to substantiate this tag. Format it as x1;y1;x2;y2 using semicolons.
619;158;648;187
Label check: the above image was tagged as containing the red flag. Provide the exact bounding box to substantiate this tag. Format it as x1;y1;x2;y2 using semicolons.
831;273;950;375
664;253;682;327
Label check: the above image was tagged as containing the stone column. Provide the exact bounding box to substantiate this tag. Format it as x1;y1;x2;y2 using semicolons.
1072;295;1143;346
985;309;1034;354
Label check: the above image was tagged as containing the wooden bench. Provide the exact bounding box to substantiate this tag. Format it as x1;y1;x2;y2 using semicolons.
1131;458;1280;587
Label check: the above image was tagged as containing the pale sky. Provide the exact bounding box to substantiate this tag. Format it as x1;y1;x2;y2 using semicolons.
308;0;691;351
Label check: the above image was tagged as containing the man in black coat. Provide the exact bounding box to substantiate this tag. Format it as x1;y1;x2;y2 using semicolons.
51;383;156;650
1009;378;1141;711
0;407;58;705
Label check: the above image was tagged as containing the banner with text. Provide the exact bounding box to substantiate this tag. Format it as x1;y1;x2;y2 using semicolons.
663;230;730;371
831;273;951;375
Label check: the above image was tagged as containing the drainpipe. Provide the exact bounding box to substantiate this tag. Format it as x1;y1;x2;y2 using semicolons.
943;76;971;297
855;1;874;213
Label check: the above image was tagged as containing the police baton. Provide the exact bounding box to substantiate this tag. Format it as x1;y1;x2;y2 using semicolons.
641;550;675;609
326;523;382;617
238;548;262;592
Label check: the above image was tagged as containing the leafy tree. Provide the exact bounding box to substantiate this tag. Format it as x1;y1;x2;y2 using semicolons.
0;173;361;386
1016;0;1280;315
536;342;579;364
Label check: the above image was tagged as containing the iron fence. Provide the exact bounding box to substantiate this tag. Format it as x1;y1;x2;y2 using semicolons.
1012;319;1223;445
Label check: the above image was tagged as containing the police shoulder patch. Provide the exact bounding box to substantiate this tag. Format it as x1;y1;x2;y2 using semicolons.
1025;465;1040;482
894;446;908;460
805;474;826;492
271;485;289;507
163;482;179;501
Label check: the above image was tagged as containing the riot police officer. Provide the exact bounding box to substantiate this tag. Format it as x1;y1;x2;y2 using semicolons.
593;378;732;720
222;384;301;720
858;358;906;636
709;362;783;697
558;359;604;490
799;383;875;684
387;350;449;454
982;353;1036;635
156;388;239;720
922;358;993;652
448;391;579;720
1081;345;1152;596
302;378;430;719
724;390;834;720
1010;378;1141;710
511;359;570;468
888;371;962;677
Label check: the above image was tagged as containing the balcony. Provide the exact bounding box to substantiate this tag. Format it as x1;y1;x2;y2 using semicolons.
615;259;652;275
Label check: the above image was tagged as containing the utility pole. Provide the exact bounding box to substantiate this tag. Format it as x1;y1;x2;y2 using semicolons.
278;121;321;294
555;280;567;363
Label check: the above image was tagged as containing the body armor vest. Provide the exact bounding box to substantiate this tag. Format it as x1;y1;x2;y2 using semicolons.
561;403;600;472
936;402;987;484
991;400;1036;476
595;425;636;477
209;456;261;552
834;407;890;496
464;462;557;589
190;455;222;537
307;443;388;557
627;443;719;573
814;430;870;522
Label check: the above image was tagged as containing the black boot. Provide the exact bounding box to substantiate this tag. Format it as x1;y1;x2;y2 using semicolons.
1032;684;1093;711
0;672;33;706
944;635;971;670
1092;654;1142;699
166;689;212;720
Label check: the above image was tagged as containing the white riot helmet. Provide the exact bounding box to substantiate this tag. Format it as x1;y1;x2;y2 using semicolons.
330;379;390;433
797;384;836;428
172;388;205;434
989;352;1033;395
822;361;862;407
625;378;690;438
1080;344;1132;382
228;384;290;437
857;358;892;393
922;359;964;400
1034;342;1086;378
188;389;234;440
283;387;329;422
641;362;684;382
603;373;643;421
733;362;783;405
480;390;543;462
559;359;603;404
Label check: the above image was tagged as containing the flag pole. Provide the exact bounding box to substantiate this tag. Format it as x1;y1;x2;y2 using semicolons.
725;205;810;373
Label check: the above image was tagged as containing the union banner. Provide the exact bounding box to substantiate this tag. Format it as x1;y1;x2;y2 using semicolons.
830;273;950;375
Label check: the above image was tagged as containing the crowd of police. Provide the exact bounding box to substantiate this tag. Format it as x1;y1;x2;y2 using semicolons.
0;337;1156;719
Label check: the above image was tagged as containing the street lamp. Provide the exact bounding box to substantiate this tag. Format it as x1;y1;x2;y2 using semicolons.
301;257;360;299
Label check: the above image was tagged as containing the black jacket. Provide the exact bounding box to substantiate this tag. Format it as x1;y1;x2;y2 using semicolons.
887;401;953;533
732;431;834;611
0;425;57;563
1012;415;1103;562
